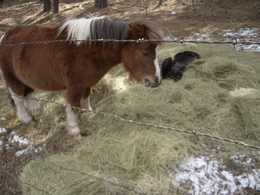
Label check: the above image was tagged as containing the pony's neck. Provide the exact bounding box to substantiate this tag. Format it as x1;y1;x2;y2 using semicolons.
78;43;124;86
99;44;123;70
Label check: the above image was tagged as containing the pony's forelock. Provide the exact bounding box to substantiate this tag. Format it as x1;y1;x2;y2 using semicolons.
126;20;165;43
139;20;165;41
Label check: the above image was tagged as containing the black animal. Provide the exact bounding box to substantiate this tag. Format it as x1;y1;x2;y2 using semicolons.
162;51;201;81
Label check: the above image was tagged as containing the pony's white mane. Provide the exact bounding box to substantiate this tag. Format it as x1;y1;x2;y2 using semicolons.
58;15;105;45
57;15;164;46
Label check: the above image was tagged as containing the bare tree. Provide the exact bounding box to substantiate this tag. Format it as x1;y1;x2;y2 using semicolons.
191;0;198;14
53;0;59;13
153;0;164;10
94;0;107;8
43;0;59;13
43;0;51;12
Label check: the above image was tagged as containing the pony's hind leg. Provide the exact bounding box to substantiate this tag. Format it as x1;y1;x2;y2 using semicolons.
6;76;39;123
25;94;41;117
1;58;40;122
23;86;41;117
9;88;33;123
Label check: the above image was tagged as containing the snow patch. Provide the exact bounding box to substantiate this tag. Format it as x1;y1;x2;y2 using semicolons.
0;128;6;134
1;129;45;156
183;28;260;52
171;154;260;195
0;128;7;151
223;28;260;52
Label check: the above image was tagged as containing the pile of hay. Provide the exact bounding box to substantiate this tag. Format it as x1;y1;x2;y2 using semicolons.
20;43;260;194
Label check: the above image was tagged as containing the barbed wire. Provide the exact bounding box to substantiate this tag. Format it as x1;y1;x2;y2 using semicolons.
0;159;143;195
0;90;259;150
0;141;146;195
0;38;260;47
1;125;143;195
0;168;51;195
38;158;144;195
1;17;259;195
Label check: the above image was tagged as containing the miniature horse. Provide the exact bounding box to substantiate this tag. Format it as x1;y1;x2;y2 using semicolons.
0;16;164;139
162;51;201;81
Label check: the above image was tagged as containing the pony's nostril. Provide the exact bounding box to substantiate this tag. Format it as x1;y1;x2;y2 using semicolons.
155;77;160;84
151;77;161;87
145;78;150;84
144;77;161;87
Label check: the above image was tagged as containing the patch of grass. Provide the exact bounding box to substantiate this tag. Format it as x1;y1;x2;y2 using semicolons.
13;16;22;24
45;13;53;21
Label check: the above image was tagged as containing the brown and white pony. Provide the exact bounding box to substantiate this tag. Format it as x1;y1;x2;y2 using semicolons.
0;15;164;138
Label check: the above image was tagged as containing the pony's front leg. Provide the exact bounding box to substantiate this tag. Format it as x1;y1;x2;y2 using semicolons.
66;87;91;139
81;87;92;111
66;88;82;139
80;97;92;111
66;105;81;139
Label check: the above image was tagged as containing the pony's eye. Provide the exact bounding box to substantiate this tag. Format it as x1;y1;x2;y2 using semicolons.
142;51;148;56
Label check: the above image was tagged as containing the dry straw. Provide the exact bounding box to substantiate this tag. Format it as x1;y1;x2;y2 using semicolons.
20;43;260;194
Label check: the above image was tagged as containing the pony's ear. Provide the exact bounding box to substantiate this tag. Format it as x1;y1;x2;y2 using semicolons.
128;24;147;39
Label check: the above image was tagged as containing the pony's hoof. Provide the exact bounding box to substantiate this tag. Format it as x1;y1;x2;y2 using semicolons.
72;134;82;140
88;106;93;112
31;109;41;117
18;113;32;124
33;116;40;121
29;120;37;125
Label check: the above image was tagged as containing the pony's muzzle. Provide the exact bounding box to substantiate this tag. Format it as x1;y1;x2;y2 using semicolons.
144;76;161;87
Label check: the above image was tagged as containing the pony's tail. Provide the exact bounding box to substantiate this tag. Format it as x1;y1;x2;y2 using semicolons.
6;91;15;107
7;89;15;107
1;80;15;107
0;34;14;106
0;34;5;43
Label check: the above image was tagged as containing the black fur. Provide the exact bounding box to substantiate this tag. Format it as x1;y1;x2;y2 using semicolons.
162;51;201;81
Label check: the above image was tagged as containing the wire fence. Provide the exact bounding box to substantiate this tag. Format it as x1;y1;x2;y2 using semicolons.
0;37;260;194
0;0;257;192
1;90;260;150
0;38;260;47
1;155;143;195
1;168;51;195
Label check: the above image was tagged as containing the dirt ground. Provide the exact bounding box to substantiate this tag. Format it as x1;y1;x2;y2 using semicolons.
0;0;260;194
0;0;260;37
